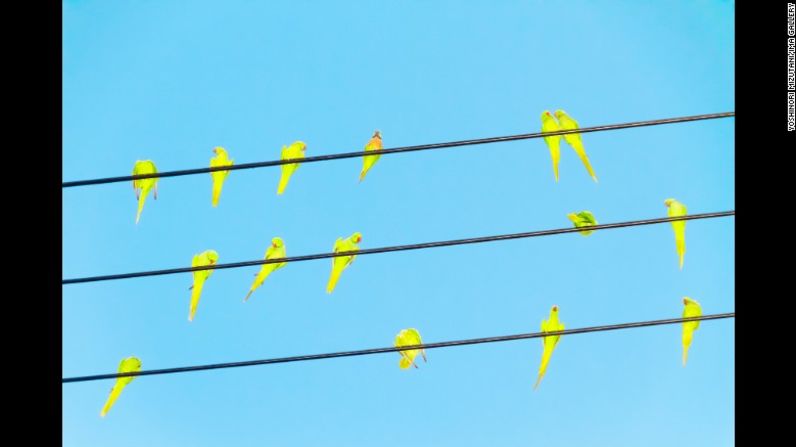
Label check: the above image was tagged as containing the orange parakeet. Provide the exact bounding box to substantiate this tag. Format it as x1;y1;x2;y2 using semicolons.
359;130;383;182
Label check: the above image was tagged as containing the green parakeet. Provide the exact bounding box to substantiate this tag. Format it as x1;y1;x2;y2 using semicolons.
567;210;598;236
326;232;362;294
554;110;598;182
394;328;427;369
682;297;702;366
100;356;142;417
664;198;688;269
534;305;565;390
132;160;158;224
210;146;234;207
188;250;219;322
540;110;562;182
359;130;383;182
245;237;287;302
277;141;306;195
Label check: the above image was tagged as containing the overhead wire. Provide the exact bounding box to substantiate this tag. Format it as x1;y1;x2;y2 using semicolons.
62;112;734;188
62;211;734;285
62;313;735;383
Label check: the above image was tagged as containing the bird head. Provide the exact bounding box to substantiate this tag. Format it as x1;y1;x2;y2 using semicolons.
554;109;566;119
373;130;382;139
351;232;363;244
294;141;307;152
683;297;699;307
122;356;142;371
541;110;555;121
271;237;284;248
566;213;580;224
206;250;220;264
551;305;559;313
664;198;676;208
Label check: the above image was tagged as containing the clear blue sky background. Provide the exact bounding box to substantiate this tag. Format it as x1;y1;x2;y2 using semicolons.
62;1;734;446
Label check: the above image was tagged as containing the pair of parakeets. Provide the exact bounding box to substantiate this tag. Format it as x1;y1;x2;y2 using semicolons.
277;131;383;193
540;110;598;182
533;298;703;389
567;199;687;270
130;148;234;225
186;233;363;322
100;324;421;417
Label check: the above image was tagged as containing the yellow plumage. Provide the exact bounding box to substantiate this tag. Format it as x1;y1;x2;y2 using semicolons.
277;141;306;195
100;356;142;417
210;147;234;207
534;305;565;389
132;160;158;224
394;328;427;369
189;250;219;322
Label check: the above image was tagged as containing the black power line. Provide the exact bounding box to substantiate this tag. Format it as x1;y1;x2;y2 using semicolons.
62;313;735;383
62;112;734;188
62;211;734;285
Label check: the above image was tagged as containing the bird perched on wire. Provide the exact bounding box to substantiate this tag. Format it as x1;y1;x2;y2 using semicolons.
359;130;383;182
394;328;427;369
326;232;362;294
567;211;598;236
554;110;599;182
535;305;565;389
540;111;562;182
209;146;234;207
132;160;158;224
100;356;142;417
277;141;306;195
664;198;688;269
188;250;219;322
245;237;287;302
681;297;702;366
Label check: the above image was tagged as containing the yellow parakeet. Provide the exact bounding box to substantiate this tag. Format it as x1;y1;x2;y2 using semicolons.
188;250;219;322
132;160;158;224
359;130;383;182
209;146;234;207
100;356;142;417
554;110;598;182
277;141;306;195
567;210;598;236
326;232;362;294
664;198;688;269
394;328;427;369
681;297;702;366
244;237;287;302
534;305;565;390
540;111;562;182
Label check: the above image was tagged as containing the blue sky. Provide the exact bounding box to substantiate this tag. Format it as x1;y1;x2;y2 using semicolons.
62;1;734;446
